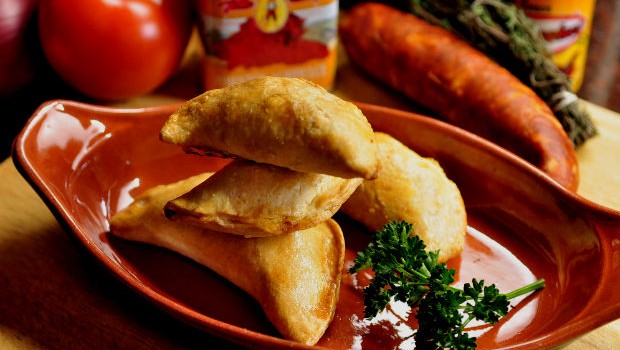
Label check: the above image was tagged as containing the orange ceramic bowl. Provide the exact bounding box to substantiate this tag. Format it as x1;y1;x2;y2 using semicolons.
12;100;620;349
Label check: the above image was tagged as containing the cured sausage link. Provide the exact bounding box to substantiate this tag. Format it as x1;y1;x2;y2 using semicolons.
339;3;579;191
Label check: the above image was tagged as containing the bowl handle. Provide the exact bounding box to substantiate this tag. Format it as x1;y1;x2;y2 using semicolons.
583;207;620;323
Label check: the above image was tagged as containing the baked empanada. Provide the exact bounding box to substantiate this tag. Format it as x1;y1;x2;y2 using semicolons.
341;132;467;262
109;174;345;345
164;159;362;237
160;76;379;180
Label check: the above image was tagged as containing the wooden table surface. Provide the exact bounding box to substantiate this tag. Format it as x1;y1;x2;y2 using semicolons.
1;3;619;349
0;99;619;350
2;59;620;350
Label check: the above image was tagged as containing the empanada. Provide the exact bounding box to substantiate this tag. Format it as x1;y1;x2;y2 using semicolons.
109;174;345;345
160;76;379;180
164;160;362;237
341;132;467;262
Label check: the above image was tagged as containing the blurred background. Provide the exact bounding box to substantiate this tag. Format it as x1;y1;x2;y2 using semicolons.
1;0;618;160
580;0;620;111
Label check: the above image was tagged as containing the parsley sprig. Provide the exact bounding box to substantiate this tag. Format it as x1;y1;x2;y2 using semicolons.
349;221;545;349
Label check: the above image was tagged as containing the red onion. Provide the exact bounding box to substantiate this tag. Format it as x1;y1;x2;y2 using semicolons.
0;0;37;96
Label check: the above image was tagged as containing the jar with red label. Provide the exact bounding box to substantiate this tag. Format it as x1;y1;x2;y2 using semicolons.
196;0;339;90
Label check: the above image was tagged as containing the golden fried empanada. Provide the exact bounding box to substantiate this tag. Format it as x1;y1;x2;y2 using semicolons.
109;175;345;345
341;132;467;262
160;76;379;180
164;160;362;237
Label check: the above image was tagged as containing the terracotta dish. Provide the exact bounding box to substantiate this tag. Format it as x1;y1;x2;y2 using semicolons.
12;100;620;349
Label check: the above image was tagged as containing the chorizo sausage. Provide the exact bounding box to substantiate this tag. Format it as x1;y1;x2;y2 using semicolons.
339;2;579;191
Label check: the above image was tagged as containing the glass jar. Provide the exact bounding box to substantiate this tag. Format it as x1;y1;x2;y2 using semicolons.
195;0;339;90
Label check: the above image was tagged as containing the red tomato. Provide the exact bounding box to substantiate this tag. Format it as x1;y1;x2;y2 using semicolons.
38;0;193;100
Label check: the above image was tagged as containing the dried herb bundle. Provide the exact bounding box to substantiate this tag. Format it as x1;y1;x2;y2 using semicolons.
406;0;597;146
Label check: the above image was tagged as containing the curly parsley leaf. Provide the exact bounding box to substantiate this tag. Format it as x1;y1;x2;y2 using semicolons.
349;221;545;349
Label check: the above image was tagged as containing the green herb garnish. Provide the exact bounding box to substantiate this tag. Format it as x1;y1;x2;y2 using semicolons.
349;221;545;349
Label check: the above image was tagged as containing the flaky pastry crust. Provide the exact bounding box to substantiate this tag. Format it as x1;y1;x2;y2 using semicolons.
160;76;378;180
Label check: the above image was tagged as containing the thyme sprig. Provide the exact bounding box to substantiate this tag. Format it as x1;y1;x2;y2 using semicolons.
407;0;597;146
